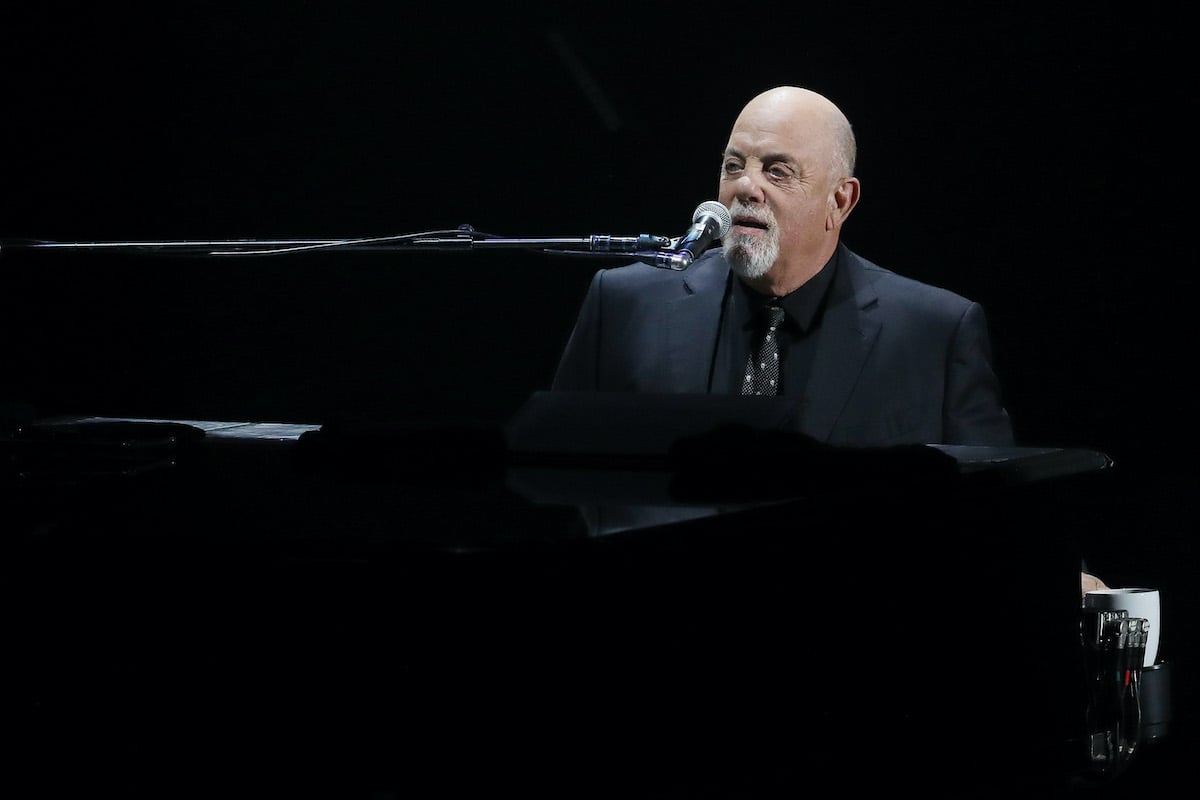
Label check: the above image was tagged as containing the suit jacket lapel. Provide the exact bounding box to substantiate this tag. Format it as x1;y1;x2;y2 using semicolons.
665;254;729;392
802;249;882;442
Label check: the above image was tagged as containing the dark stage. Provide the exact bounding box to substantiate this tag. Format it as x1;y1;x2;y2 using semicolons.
2;3;1195;797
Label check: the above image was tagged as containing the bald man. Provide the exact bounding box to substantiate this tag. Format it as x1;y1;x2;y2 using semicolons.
552;85;1014;447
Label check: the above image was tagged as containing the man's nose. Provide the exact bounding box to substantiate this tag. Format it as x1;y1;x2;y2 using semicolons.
732;170;766;202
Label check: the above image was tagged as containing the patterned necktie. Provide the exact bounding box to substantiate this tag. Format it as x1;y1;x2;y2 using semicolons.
741;302;785;396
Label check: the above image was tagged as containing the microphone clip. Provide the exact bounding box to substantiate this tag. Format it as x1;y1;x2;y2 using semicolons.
633;249;697;271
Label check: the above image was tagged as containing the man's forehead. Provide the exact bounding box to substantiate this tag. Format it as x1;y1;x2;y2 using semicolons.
725;129;813;162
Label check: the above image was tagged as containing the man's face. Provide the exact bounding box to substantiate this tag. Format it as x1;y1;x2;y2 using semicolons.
717;99;838;279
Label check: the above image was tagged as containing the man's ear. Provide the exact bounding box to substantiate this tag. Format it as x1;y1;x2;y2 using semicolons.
827;177;861;231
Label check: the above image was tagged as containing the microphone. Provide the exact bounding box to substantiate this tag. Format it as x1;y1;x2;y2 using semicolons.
636;201;733;270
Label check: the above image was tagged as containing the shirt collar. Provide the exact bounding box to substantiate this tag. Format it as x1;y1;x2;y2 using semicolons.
735;248;840;334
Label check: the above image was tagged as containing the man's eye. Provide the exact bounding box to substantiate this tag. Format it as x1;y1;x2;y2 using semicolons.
767;166;793;179
723;161;743;174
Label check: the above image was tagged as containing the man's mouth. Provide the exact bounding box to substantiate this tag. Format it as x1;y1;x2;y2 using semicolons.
732;216;769;232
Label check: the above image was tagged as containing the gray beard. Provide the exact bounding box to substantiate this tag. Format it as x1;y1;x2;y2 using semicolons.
725;227;779;281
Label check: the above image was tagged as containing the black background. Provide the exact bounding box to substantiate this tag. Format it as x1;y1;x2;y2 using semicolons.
3;2;1194;461
2;2;1196;795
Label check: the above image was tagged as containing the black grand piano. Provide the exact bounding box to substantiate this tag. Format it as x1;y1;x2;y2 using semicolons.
1;392;1175;798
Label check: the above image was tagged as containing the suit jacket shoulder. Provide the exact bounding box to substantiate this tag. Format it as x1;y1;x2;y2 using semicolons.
551;251;730;393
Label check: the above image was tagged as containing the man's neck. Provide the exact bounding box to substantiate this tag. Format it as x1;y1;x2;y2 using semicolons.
743;242;839;298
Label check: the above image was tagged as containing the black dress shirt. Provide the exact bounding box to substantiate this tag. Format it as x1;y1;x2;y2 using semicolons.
711;249;839;396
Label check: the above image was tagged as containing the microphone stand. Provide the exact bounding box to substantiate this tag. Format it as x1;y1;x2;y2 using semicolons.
0;227;677;262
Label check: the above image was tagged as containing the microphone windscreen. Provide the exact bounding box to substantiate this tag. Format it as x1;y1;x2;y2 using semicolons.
693;201;732;238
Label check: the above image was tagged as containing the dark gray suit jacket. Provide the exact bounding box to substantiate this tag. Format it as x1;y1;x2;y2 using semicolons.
551;244;1014;447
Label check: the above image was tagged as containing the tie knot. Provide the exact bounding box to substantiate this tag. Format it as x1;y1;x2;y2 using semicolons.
762;303;785;329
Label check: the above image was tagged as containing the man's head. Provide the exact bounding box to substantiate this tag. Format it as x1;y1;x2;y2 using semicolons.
718;86;860;296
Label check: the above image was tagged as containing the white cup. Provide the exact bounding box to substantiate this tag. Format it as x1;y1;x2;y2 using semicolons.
1083;587;1161;667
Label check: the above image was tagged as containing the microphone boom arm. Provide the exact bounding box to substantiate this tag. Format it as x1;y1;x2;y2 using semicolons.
1;230;674;258
2;200;727;267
